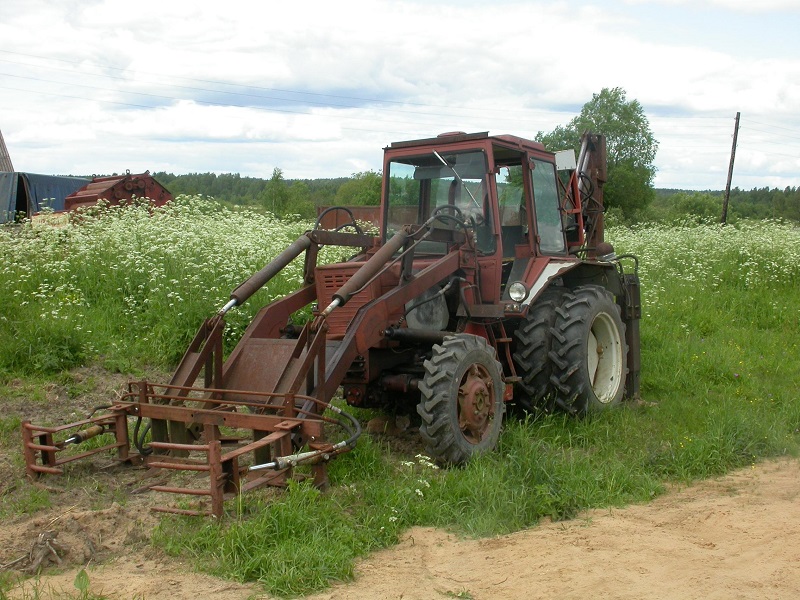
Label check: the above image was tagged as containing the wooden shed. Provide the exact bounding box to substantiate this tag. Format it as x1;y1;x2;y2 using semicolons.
65;171;172;211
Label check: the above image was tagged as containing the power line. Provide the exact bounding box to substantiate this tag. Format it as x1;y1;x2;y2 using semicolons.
0;56;557;124
0;83;438;139
747;118;800;134
741;126;800;142
648;113;731;121
0;73;479;132
0;49;433;107
742;149;800;160
653;129;732;136
657;145;729;150
0;83;160;111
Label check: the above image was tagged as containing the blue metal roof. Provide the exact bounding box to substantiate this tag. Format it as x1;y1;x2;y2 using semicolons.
0;172;90;223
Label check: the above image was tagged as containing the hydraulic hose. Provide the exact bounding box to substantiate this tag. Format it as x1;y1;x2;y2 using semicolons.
249;401;362;472
133;416;153;456
314;206;364;234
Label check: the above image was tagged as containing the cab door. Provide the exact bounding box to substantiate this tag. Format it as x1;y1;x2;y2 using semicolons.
528;156;568;256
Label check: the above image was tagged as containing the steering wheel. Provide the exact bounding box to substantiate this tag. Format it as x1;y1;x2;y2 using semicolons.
314;206;364;235
432;205;464;220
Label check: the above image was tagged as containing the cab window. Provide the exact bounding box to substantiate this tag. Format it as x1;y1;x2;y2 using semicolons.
531;159;566;254
386;151;495;254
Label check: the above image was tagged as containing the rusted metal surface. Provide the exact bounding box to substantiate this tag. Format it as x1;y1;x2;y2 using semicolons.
121;381;334;516
316;262;384;337
21;379;341;517
230;234;313;306
21;411;130;477
558;133;607;256
64;170;172;211
580;133;607;256
623;272;642;400
457;363;496;444
316;205;381;230
329;230;408;306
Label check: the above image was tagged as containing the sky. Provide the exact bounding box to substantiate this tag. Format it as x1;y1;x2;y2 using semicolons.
0;0;798;191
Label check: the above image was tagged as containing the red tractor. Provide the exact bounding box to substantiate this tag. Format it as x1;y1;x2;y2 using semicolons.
21;131;641;514
177;130;641;466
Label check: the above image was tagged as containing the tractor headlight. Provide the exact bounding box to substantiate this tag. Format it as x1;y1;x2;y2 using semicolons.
508;281;529;303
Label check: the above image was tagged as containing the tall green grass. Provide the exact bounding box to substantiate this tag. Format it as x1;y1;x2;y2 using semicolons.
2;204;799;596
0;197;346;375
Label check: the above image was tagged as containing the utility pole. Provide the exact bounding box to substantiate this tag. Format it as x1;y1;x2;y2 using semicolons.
721;112;740;224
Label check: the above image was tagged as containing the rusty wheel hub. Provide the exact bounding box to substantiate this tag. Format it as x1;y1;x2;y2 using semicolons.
457;364;495;444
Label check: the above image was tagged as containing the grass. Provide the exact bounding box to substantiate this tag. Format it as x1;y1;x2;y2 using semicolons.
0;570;109;600
2;203;799;597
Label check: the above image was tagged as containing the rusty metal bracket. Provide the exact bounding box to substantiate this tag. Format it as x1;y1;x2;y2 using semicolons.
20;380;352;518
21;410;131;477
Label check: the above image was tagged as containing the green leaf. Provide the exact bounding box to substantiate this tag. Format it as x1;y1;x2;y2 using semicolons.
74;568;90;593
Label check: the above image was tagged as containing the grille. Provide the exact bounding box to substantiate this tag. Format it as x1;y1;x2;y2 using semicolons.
317;265;380;336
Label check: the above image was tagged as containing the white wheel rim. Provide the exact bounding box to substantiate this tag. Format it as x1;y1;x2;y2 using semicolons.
588;329;599;383
587;312;624;404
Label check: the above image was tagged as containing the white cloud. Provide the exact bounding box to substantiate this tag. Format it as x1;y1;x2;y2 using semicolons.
624;0;799;12
0;0;797;189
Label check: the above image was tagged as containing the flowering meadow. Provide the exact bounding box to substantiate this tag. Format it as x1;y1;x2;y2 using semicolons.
604;219;800;480
0;196;349;375
608;219;800;398
2;199;800;596
1;198;797;382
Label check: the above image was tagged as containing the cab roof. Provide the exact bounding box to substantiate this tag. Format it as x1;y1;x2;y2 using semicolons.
388;131;547;154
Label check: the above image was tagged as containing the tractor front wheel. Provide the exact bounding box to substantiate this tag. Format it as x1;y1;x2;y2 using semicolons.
417;334;504;465
549;285;628;415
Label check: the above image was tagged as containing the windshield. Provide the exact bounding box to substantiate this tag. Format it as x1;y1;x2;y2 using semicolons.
385;150;494;254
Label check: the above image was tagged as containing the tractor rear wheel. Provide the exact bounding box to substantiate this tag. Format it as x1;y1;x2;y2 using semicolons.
417;334;504;465
549;285;627;415
512;286;565;412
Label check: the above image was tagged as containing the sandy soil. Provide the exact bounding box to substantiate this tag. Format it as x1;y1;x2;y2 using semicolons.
313;457;800;600
4;457;799;600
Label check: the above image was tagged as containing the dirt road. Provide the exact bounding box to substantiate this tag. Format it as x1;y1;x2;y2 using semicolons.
311;458;800;600
6;457;799;599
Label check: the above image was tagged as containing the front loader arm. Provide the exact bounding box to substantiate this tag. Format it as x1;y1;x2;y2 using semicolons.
169;228;377;392
316;248;462;403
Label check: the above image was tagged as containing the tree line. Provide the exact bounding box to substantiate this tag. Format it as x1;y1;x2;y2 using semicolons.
154;168;381;219
153;87;798;225
646;187;800;224
152;165;800;225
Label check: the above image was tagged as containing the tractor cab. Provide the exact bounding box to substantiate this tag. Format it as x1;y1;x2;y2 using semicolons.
383;132;569;256
382;132;575;305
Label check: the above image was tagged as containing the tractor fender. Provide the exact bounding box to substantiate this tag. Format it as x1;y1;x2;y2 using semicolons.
508;257;622;312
